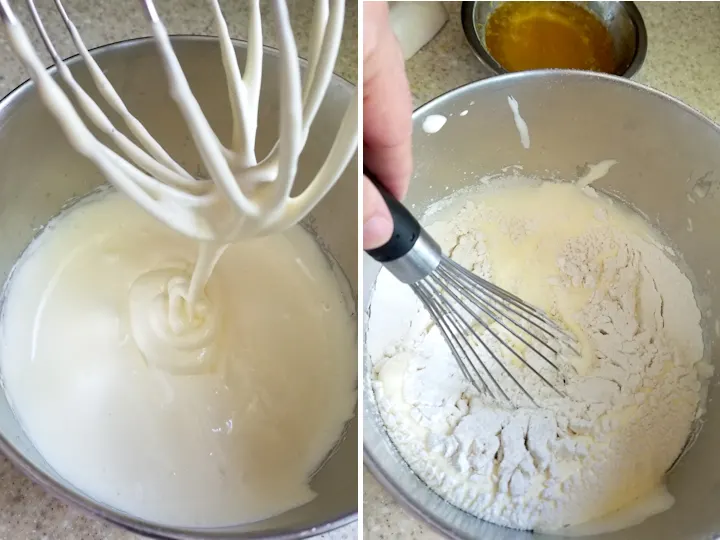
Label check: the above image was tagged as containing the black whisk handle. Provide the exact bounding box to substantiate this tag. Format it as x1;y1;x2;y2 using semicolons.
364;168;421;263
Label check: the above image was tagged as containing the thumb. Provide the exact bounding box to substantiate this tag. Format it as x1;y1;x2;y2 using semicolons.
363;175;393;250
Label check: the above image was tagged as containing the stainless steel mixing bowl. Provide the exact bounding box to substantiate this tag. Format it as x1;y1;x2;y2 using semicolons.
0;36;357;539
364;70;720;539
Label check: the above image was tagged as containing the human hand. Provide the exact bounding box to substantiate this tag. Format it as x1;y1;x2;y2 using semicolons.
363;1;413;250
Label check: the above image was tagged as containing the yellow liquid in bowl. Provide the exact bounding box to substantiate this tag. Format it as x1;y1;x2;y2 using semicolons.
484;1;616;73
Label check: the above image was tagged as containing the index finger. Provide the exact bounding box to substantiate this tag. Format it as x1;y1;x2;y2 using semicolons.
363;1;413;200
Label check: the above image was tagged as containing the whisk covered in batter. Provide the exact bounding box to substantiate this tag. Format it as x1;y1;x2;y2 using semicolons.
0;0;357;242
365;173;578;406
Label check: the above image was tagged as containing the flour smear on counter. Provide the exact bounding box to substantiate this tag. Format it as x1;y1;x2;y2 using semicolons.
368;179;709;533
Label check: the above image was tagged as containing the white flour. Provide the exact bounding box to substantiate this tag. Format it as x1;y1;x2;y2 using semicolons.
368;182;708;532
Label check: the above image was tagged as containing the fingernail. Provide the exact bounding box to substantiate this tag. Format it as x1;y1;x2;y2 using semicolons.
363;215;392;250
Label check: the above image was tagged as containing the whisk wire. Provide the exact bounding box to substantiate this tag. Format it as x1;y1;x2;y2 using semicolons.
416;282;503;400
405;255;575;405
446;258;581;359
436;264;562;370
445;258;561;340
52;0;199;186
415;283;498;400
425;276;537;403
209;0;256;164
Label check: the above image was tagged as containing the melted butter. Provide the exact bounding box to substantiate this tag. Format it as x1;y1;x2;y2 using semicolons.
484;2;616;73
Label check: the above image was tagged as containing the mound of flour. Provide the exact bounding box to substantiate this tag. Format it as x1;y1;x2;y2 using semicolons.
368;182;709;532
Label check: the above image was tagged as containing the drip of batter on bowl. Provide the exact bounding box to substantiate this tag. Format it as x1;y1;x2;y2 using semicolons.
368;178;710;533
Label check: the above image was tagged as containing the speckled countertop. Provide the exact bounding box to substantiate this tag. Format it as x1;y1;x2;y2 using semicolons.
0;1;357;539
364;2;720;539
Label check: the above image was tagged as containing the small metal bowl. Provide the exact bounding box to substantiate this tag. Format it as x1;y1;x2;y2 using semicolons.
461;1;648;78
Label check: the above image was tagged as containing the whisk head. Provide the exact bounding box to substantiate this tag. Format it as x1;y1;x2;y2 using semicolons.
412;256;579;406
0;0;357;242
362;175;578;407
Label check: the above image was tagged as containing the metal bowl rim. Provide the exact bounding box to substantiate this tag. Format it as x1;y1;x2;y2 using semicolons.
460;1;648;79
0;34;357;540
364;68;720;540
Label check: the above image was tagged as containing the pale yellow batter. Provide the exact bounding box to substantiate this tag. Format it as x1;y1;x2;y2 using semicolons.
0;191;357;526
